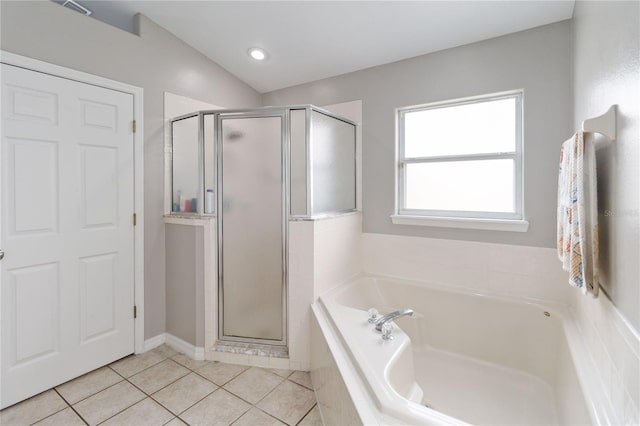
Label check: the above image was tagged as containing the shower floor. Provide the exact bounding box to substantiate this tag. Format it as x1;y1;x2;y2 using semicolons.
414;348;558;425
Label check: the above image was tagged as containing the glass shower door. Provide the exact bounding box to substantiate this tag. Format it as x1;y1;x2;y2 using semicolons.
218;114;286;344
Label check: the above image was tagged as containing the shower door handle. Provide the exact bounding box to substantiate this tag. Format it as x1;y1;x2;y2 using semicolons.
0;249;4;260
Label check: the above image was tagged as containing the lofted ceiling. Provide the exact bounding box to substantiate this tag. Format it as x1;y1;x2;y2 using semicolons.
81;1;575;93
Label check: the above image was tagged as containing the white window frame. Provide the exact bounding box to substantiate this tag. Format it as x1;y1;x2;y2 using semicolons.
392;90;529;232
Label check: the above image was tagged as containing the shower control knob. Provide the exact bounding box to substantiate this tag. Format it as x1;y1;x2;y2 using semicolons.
381;322;394;341
367;308;379;324
0;249;4;261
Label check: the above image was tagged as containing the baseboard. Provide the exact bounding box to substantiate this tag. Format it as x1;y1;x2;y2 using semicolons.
143;333;166;352
165;334;205;360
142;333;204;360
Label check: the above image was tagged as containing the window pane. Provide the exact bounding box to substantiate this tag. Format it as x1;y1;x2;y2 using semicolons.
405;159;515;213
404;97;516;158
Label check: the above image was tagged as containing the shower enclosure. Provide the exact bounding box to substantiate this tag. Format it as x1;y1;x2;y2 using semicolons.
170;106;357;351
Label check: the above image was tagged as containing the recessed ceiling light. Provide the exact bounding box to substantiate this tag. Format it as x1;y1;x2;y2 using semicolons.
248;48;267;61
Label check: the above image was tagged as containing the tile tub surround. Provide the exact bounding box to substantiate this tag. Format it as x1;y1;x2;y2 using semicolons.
571;289;640;425
286;213;363;372
0;345;319;426
362;232;573;304
361;232;640;424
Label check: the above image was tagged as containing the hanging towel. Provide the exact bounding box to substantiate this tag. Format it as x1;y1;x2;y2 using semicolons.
557;131;600;296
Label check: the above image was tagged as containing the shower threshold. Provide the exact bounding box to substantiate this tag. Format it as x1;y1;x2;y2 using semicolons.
213;341;289;358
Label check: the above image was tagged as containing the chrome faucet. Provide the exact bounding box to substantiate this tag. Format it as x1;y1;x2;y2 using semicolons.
375;308;414;331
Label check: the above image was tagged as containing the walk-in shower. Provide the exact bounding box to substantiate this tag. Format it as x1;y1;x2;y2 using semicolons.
169;106;357;352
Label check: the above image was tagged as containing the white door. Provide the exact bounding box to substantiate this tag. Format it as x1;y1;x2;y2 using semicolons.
0;64;135;409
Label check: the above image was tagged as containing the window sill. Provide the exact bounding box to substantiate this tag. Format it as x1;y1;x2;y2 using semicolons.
390;214;529;232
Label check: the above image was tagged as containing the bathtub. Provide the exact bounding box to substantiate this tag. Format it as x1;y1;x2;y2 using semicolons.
311;276;609;425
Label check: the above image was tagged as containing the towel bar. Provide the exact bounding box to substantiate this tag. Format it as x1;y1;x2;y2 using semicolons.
582;105;617;141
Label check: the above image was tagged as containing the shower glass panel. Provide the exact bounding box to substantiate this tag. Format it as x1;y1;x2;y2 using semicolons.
311;110;357;215
219;115;285;343
203;114;216;214
290;109;307;216
172;115;200;213
168;105;357;350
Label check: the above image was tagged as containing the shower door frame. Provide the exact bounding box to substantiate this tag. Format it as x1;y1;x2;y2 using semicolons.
215;109;289;347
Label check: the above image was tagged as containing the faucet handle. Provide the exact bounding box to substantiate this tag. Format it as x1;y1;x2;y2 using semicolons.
381;322;394;341
367;308;379;324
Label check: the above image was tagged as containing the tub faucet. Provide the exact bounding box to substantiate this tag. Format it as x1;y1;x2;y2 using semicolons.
375;308;414;331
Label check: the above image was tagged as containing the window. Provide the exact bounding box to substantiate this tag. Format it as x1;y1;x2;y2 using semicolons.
393;91;528;231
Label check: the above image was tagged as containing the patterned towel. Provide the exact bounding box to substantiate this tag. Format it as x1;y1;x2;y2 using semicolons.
557;131;600;296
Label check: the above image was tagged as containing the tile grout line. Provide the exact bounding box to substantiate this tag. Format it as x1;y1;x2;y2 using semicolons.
289;376;314;391
116;351;220;417
215;387;263;411
108;346;178;380
16;349;316;426
219;369;287;407
191;366;249;388
140;369;199;398
224;376;315;425
51;388;89;426
107;364;129;380
161;418;178;426
124;353;222;419
294;403;318;426
252;376;310;408
236;402;293;426
92;391;147;426
89;373;178;426
149;383;218;418
124;366;191;397
23;390;71;426
156;362;290;421
68;379;127;408
66;369;146;426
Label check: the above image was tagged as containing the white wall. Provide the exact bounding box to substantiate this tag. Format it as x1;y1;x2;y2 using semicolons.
264;21;573;248
0;1;262;340
572;0;640;333
288;213;362;371
571;1;640;423
313;214;363;299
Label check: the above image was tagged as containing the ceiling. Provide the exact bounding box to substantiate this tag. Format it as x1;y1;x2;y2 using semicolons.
82;1;575;93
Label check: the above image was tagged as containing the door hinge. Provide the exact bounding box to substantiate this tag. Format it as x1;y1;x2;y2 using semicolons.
133;213;137;226
132;120;137;134
134;305;137;319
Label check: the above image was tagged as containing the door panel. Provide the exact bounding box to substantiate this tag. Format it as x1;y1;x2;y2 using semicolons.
9;138;59;235
5;83;58;125
9;263;59;365
79;253;117;343
80;145;118;228
1;64;135;408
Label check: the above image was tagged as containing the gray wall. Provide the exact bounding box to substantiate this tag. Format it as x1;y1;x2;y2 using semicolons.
264;21;573;248
0;1;262;340
165;224;205;346
573;1;639;331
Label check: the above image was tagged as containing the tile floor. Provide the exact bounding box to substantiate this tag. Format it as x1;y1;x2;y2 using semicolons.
0;345;322;426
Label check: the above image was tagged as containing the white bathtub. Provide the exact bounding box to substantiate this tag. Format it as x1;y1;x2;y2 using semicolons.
311;276;608;425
